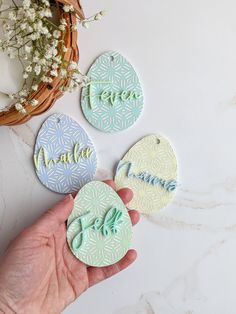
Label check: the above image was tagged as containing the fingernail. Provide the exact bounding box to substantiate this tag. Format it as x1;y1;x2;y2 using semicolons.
64;194;73;202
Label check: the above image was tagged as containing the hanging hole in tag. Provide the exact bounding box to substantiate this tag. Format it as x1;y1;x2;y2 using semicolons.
110;55;115;62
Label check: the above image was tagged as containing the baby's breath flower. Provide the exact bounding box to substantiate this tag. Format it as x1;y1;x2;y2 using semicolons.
82;21;89;29
71;24;77;31
63;5;74;12
100;10;107;16
8;11;16;21
59;25;66;31
20;23;27;30
95;13;102;21
53;30;61;39
30;99;38;106
32;84;38;91
60;69;67;77
8;94;15;100
52;63;59;69
62;46;68;53
68;61;77;70
23;73;29;79
25;65;32;73
34;65;41;75
60;18;67;26
23;0;31;9
44;8;52;18
19;90;28;97
25;45;32;53
50;69;58;77
15;103;23;111
21;109;27;114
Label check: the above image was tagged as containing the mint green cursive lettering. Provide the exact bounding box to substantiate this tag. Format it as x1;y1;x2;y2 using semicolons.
34;143;93;170
83;80;142;109
68;207;123;251
116;160;177;192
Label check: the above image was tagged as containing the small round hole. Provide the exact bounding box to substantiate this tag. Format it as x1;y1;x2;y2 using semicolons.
110;55;115;62
157;138;161;144
57;118;61;123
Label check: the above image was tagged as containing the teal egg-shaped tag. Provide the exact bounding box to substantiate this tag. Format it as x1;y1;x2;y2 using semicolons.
81;51;144;133
67;181;132;267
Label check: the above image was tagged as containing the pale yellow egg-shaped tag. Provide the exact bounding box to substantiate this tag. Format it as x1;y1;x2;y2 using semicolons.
114;134;178;214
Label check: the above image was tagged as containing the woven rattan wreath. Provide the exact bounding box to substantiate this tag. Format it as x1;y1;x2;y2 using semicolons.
0;0;85;126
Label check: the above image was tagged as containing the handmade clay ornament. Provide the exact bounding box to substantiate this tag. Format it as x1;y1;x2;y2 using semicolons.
81;51;144;133
114;135;178;214
67;181;132;267
34;113;97;194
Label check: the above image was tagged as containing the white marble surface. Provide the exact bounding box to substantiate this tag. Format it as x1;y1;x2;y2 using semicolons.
1;0;236;313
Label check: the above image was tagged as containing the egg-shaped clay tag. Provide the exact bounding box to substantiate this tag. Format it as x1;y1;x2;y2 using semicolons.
67;181;132;267
114;135;178;214
33;113;97;194
81;51;144;133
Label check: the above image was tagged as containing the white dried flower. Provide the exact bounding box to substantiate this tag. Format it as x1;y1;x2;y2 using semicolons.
25;45;32;53
60;69;67;77
15;103;23;111
25;65;32;73
33;55;39;62
68;61;77;70
59;25;66;31
44;8;52;17
20;23;27;30
95;13;102;21
34;65;41;75
19;90;28;97
50;69;58;77
21;109;27;114
60;19;67;26
32;85;39;91
8;11;16;21
62;46;68;53
42;0;50;6
52;63;59;69
63;5;74;12
82;21;89;29
53;56;62;63
8;94;15;100
30;33;40;41
30;99;39;106
23;73;29;79
53;30;61;39
23;0;31;9
71;25;77;31
100;10;107;16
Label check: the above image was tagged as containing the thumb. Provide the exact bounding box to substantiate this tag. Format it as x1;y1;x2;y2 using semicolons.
31;194;74;236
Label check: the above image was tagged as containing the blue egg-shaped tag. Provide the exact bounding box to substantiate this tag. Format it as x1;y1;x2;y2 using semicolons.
81;51;144;133
33;113;97;194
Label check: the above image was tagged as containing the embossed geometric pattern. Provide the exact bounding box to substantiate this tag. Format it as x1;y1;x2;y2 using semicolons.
67;181;132;267
34;113;97;194
114;135;178;214
81;51;144;133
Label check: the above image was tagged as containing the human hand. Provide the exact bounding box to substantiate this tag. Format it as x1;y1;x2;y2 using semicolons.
0;180;139;314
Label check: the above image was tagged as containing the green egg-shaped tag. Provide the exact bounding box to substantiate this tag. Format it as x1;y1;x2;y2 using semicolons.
81;51;144;133
67;181;132;267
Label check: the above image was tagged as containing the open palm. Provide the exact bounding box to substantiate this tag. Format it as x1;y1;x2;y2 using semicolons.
0;180;139;314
